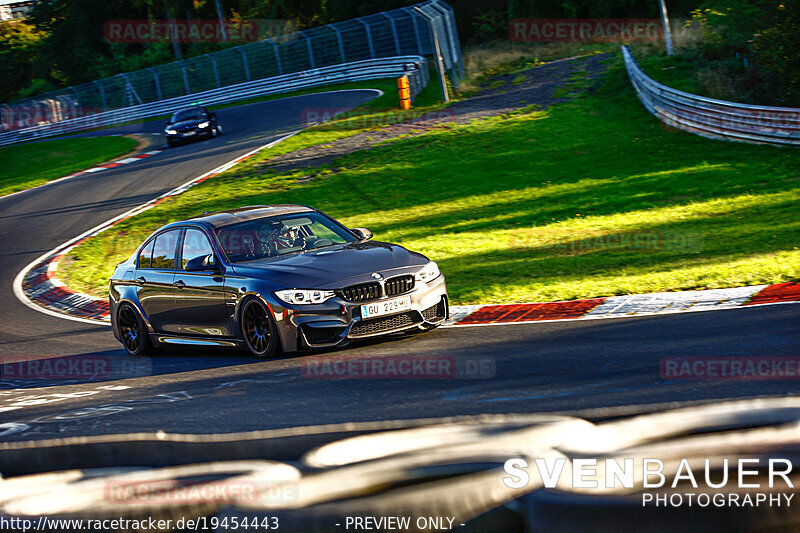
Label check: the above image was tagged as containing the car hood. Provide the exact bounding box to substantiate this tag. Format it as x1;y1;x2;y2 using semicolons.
167;119;206;129
229;241;429;289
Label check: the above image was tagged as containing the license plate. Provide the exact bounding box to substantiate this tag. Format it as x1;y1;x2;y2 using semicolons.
361;295;412;319
181;131;196;137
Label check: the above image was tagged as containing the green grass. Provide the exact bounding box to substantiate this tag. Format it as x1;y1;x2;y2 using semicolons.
0;136;138;197
62;51;800;304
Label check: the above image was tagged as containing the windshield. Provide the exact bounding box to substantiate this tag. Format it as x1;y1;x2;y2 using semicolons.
170;108;206;122
215;211;356;262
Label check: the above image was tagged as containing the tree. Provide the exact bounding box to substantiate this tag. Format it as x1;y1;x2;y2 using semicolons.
0;21;45;101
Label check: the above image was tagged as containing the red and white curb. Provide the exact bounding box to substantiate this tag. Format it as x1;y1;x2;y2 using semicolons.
0;148;163;202
449;283;800;327
64;148;163;178
20;259;800;328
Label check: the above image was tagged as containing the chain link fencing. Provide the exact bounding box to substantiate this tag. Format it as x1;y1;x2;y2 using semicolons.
0;0;461;143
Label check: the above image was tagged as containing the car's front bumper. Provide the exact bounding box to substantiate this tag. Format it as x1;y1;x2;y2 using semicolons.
270;274;448;351
165;127;213;141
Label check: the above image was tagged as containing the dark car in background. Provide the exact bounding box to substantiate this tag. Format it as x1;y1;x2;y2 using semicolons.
109;205;449;358
164;106;221;147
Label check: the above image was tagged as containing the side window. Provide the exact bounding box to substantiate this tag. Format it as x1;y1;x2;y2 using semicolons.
181;229;215;269
137;239;154;269
151;230;180;270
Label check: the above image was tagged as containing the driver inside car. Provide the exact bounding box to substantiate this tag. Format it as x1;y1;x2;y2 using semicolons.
255;223;306;256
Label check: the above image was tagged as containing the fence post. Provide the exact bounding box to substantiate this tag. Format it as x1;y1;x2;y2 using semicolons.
357;18;375;58
429;2;459;87
148;68;162;101
267;39;283;75
181;62;191;94
381;13;402;54
300;31;315;69
434;0;463;81
405;8;423;56
413;7;448;102
94;81;107;112
330;25;346;63
70;87;82;112
206;54;221;88
237;47;251;81
658;0;674;55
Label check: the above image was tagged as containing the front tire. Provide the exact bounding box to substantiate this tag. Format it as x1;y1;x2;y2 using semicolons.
117;303;156;356
241;298;279;358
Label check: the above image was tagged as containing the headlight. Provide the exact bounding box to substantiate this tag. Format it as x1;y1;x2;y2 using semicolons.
165;129;177;135
274;289;335;305
198;121;210;128
415;261;441;282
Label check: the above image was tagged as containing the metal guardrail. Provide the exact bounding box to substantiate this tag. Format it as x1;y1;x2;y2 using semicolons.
0;56;428;147
0;0;460;139
622;46;800;146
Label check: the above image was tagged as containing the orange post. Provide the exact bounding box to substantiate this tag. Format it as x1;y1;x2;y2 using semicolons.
397;76;411;110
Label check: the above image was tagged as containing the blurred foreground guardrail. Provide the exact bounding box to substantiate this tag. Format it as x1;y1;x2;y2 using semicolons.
0;56;428;147
622;46;800;146
2;397;800;532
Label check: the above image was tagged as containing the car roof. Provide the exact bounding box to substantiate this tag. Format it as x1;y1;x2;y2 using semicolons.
182;205;315;229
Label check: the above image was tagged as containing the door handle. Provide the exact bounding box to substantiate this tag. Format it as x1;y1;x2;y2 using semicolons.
136;276;146;284
174;280;186;289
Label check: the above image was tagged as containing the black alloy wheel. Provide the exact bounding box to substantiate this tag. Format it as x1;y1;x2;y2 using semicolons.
242;298;278;358
118;303;155;356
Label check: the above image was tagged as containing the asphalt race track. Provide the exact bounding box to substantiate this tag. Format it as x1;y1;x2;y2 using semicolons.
1;91;799;444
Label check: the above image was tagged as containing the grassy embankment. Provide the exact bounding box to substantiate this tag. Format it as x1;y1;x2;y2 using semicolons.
62;47;800;304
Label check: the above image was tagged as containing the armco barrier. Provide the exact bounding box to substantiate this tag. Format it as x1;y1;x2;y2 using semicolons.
0;56;427;147
622;45;800;146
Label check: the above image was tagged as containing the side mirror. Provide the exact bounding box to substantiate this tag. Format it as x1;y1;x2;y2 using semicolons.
351;228;373;241
185;254;219;272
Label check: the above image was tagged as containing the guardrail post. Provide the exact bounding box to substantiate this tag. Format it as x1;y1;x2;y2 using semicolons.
236;47;251;81
357;18;376;58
